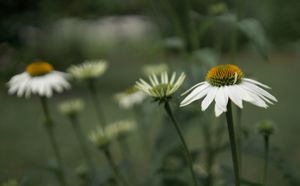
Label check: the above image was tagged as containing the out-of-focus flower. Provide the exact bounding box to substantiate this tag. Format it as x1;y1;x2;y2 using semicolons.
257;120;275;136
136;71;186;102
2;179;19;186
67;60;107;80
58;99;85;116
142;63;169;76
7;61;70;98
89;126;116;149
163;37;185;53
106;120;136;139
114;86;146;109
180;64;277;117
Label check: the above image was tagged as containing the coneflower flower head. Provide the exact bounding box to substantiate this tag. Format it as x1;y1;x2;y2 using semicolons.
89;126;116;149
181;64;277;117
114;86;146;109
257;120;275;136
67;60;108;81
7;61;70;98
105;120;136;139
135;71;186;103
58;99;85;116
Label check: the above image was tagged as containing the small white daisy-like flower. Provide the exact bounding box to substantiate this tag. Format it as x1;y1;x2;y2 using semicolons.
58;98;85;116
7;61;70;98
67;60;107;80
180;64;277;117
142;63;169;76
89;126;116;149
114;86;146;109
105;120;136;138
135;71;186;101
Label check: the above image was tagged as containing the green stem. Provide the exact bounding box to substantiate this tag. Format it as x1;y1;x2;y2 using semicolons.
263;135;269;186
88;79;106;128
164;101;198;186
225;101;240;186
40;97;67;186
69;115;96;174
103;148;130;186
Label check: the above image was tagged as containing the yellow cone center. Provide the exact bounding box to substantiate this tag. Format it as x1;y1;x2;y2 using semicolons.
206;64;244;86
26;62;54;76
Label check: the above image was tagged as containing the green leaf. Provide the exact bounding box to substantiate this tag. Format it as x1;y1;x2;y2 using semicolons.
191;48;219;67
238;18;269;60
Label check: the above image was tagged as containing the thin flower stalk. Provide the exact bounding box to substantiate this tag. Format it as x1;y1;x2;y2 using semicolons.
103;148;130;186
263;134;269;186
88;79;107;128
68;114;96;176
257;120;274;186
40;97;67;186
225;101;240;186
164;101;198;186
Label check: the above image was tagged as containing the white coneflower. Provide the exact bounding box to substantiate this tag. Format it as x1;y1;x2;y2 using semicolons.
136;71;198;186
7;61;70;98
89;126;116;149
135;71;186;102
114;86;146;109
181;64;277;186
180;64;277;117
90;125;130;186
142;63;169;76
105;120;136;138
67;60;107;80
7;61;69;186
58;99;85;116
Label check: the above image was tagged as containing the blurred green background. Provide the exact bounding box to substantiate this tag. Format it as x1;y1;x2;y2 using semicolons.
1;0;300;186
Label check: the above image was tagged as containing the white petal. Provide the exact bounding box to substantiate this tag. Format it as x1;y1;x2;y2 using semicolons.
241;87;268;108
226;86;243;108
181;81;206;96
180;83;210;107
242;82;277;102
201;87;218;111
214;87;228;112
170;72;176;84
215;102;224;117
243;78;271;89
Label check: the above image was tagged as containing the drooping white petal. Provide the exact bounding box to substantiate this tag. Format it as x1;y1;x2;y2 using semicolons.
214;87;228;112
215;102;224;117
7;71;70;98
241;87;268;108
225;85;243;108
201;87;218;111
241;81;277;102
243;78;271;89
180;83;210;107
181;81;206;96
